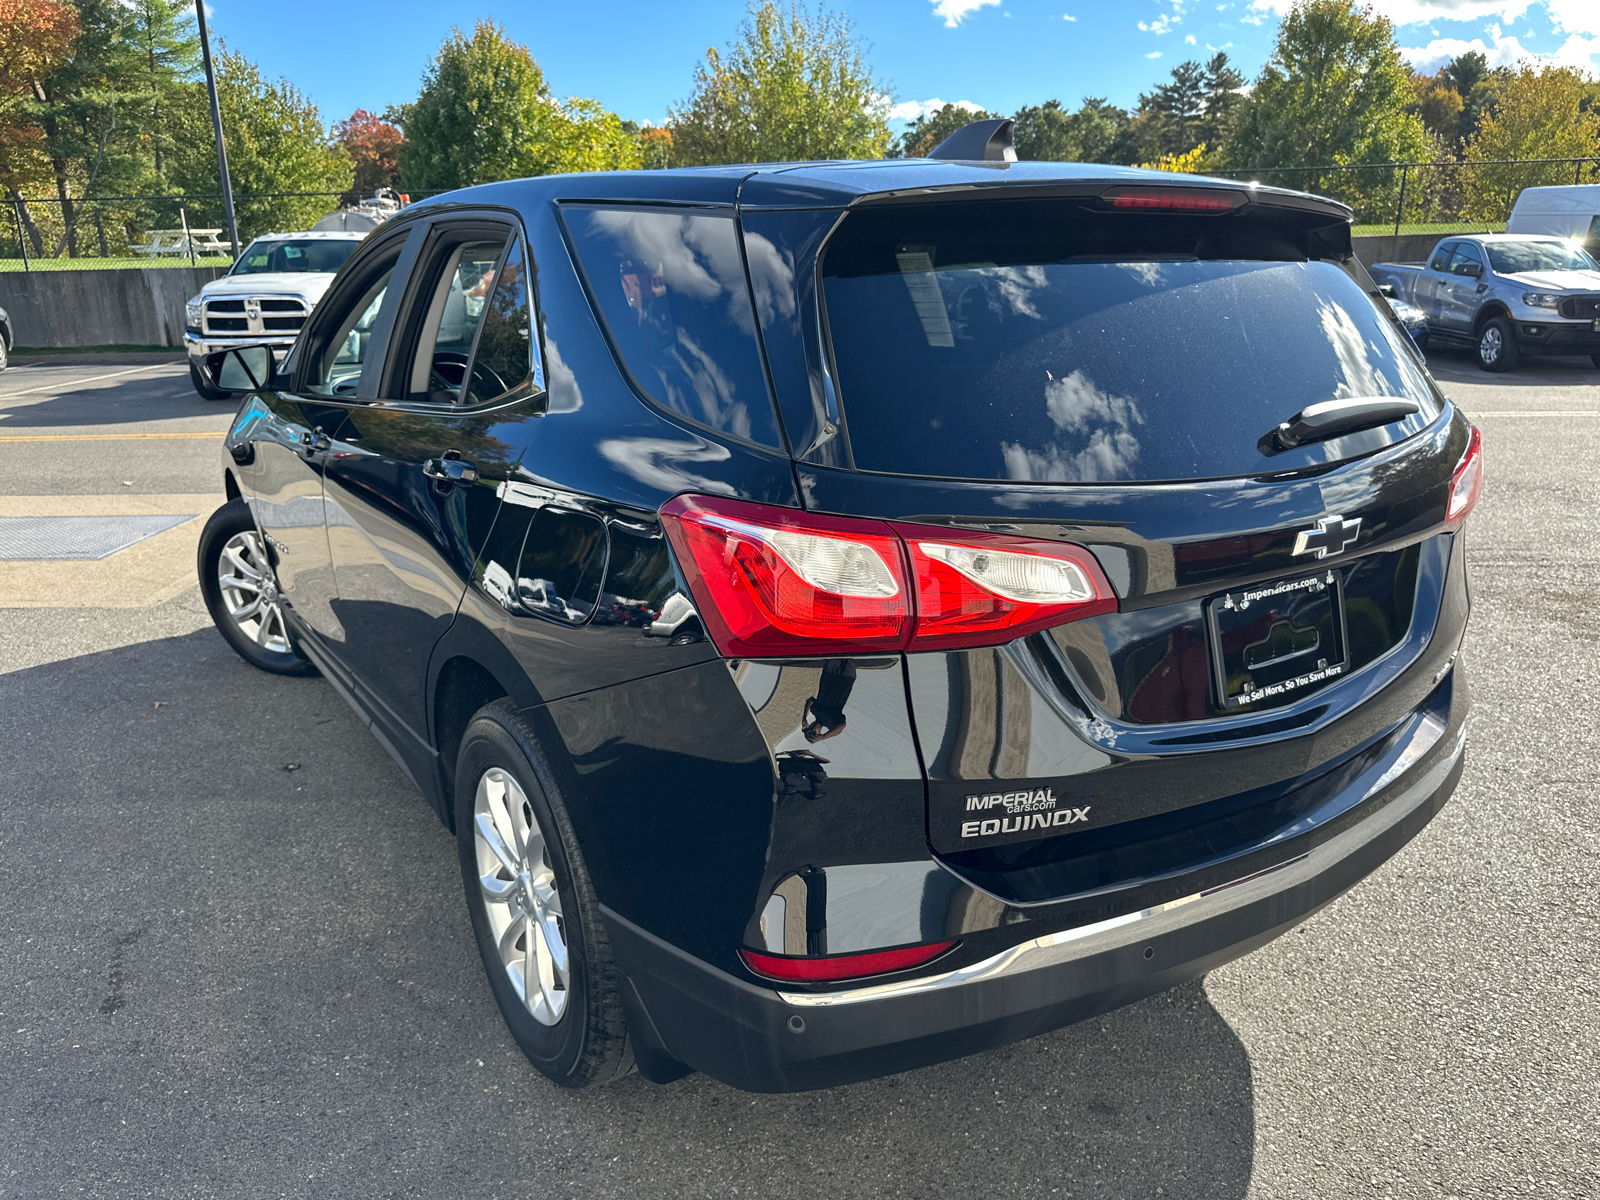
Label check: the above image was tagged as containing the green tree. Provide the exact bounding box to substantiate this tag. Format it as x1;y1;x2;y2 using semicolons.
1222;0;1429;220
165;49;353;241
26;0;148;255
396;20;638;190
893;102;994;158
1198;52;1246;149
1463;65;1600;221
670;1;890;166
1011;97;1127;162
125;0;197;181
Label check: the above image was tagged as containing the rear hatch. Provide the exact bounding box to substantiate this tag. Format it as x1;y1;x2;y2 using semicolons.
744;184;1473;904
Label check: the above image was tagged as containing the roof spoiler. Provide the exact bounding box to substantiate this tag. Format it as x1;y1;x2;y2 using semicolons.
927;118;1017;163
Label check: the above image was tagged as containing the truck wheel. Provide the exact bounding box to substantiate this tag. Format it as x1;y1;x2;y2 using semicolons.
1476;318;1519;373
189;361;230;401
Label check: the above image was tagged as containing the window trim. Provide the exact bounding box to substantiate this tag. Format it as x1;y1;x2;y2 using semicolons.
286;221;422;399
555;200;788;454
363;208;547;417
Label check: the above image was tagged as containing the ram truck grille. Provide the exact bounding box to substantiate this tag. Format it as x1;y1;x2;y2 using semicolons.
201;296;310;338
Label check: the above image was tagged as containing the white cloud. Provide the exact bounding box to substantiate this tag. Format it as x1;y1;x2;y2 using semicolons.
1185;33;1197;42
1401;20;1600;74
1147;49;1164;57
931;0;1001;27
888;97;986;121
1206;39;1235;49
1548;0;1600;36
1063;11;1077;18
1245;0;1532;24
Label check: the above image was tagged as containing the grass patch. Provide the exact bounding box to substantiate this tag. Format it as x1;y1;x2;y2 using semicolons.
0;256;231;272
1351;221;1506;238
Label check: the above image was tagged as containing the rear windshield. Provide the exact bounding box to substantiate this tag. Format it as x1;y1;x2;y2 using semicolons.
821;200;1440;483
1484;240;1597;274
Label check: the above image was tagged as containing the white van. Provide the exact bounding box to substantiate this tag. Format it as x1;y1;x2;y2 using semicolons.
1507;185;1600;252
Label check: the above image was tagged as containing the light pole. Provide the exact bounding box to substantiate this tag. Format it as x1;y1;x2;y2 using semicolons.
195;0;240;259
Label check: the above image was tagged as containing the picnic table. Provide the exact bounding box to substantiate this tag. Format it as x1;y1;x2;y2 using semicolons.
129;228;230;258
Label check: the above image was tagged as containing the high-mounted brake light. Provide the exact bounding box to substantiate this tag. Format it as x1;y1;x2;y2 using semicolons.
739;940;957;983
1104;188;1244;212
659;495;1119;657
1444;423;1483;529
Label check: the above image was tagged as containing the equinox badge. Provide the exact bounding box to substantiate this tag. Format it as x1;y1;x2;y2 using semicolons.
1292;514;1361;560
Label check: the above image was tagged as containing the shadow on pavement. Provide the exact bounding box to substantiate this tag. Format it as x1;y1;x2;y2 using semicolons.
1424;346;1600;387
0;629;1255;1200
0;361;222;428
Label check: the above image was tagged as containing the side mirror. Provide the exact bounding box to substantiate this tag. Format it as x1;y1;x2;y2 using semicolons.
201;344;282;393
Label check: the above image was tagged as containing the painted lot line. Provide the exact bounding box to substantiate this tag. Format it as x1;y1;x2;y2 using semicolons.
0;431;222;442
0;361;176;398
0;494;224;608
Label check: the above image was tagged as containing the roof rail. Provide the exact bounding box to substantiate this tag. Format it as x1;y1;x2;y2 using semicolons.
926;118;1017;163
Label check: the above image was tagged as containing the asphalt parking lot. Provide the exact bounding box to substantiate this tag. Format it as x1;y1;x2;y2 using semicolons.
1;349;1596;1200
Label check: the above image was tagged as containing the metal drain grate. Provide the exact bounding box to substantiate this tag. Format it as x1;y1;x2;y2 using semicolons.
0;514;197;561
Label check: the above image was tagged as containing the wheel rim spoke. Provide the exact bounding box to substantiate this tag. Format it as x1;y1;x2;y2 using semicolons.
472;766;570;1026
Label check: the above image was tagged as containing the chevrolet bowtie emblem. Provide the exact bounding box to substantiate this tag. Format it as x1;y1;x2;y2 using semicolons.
1292;514;1361;559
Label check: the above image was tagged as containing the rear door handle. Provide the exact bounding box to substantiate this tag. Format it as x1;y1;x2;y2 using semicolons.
423;453;479;487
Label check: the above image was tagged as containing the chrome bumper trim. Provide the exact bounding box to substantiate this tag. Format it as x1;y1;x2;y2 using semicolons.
780;721;1465;1009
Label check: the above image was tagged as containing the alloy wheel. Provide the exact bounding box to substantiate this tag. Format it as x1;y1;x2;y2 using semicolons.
216;530;291;654
473;767;569;1025
1479;326;1501;365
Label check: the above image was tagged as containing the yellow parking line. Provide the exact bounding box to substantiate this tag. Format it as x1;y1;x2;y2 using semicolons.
0;431;224;443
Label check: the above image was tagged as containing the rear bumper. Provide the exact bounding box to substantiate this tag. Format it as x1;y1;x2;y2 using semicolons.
606;680;1468;1092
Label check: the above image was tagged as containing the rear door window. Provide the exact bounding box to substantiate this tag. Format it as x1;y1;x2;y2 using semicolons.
562;204;783;449
820;199;1441;484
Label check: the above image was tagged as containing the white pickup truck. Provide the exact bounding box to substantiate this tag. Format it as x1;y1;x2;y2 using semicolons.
183;230;366;399
1369;233;1600;372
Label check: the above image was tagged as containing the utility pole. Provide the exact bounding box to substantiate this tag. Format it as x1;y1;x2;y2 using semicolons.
195;0;240;260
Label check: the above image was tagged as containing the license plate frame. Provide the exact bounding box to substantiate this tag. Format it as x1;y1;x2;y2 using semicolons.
1205;571;1351;712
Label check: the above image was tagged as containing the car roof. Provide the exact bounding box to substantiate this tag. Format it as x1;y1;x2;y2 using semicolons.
1461;232;1573;243
403;158;1352;218
249;230;367;241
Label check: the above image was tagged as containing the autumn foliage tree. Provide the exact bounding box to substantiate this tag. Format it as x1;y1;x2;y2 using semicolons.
0;0;78;208
333;107;403;192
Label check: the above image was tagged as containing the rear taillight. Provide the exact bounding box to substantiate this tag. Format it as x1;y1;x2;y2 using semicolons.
1444;424;1483;530
739;940;957;983
659;494;1118;657
892;526;1119;651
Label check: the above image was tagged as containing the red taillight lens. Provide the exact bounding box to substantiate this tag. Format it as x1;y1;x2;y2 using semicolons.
659;494;910;656
892;523;1119;651
739;940;957;983
1104;188;1243;212
660;495;1120;657
1444;424;1483;529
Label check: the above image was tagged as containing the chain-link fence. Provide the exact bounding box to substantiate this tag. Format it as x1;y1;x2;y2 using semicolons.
5;159;1598;270
1207;156;1600;236
1;190;448;272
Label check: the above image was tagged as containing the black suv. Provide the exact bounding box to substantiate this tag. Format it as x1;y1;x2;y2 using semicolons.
197;144;1479;1093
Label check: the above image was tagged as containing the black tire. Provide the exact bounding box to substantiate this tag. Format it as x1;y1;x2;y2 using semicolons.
455;700;634;1089
189;360;230;401
0;331;9;371
1476;317;1519;373
197;499;317;676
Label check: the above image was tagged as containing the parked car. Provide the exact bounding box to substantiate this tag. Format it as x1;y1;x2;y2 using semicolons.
1506;184;1600;256
0;303;11;370
1380;287;1430;356
196;125;1479;1093
1371;233;1600;371
183;230;367;399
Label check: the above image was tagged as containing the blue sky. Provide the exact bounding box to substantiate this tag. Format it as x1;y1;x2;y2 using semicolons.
210;0;1600;133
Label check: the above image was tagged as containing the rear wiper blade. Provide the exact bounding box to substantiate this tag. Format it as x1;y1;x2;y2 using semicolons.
1258;396;1420;455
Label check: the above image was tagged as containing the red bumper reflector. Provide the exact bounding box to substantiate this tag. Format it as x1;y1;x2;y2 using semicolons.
740;941;958;983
